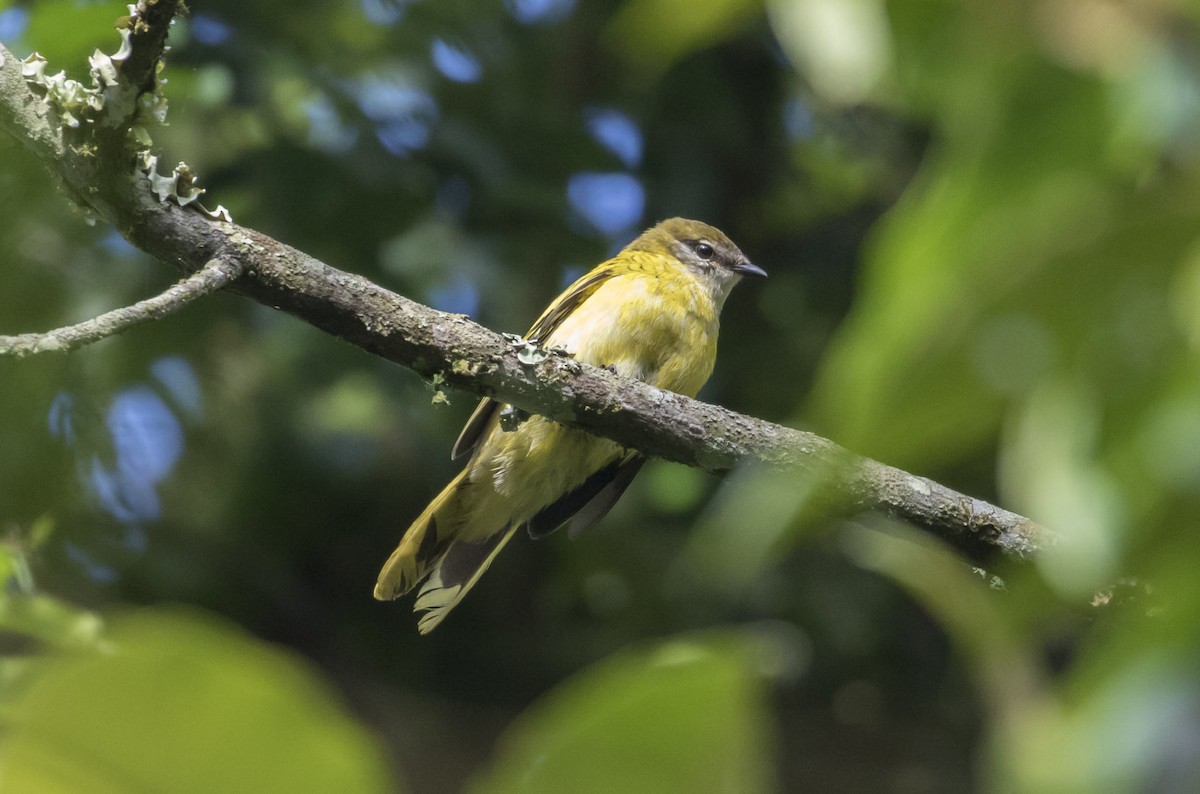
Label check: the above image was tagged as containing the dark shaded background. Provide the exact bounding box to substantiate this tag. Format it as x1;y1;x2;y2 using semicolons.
4;0;1200;791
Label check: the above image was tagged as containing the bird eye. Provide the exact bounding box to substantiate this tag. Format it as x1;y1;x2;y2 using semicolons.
694;242;715;260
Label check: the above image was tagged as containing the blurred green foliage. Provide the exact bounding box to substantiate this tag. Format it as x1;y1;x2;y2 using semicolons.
473;630;780;794
1;603;396;793
4;0;1200;790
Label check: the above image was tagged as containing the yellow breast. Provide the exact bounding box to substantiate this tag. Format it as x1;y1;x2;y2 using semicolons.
544;265;720;398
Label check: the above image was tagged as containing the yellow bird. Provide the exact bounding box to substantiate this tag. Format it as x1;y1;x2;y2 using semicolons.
374;218;766;633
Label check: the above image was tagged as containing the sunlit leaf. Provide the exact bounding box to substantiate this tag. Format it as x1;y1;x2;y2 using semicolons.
806;49;1196;469
767;0;893;104
471;631;777;794
0;593;103;650
0;545;15;590
1;608;397;794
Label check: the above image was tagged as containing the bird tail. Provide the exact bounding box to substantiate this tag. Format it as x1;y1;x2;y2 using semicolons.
373;471;464;601
373;470;521;634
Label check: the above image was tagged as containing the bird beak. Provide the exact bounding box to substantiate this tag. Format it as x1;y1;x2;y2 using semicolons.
733;261;767;277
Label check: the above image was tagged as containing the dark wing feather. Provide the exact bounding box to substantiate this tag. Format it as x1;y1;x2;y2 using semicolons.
451;264;617;460
452;397;499;460
525;267;614;344
566;456;646;540
526;455;646;539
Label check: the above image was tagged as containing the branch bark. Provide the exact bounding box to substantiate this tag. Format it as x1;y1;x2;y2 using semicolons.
0;257;241;357
0;47;63;163
0;27;1051;566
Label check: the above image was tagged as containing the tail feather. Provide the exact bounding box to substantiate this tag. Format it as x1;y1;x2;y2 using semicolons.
412;524;520;634
373;471;464;601
374;469;522;633
376;437;637;633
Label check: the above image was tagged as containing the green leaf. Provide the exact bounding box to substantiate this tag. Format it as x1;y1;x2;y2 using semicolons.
0;546;15;591
806;55;1172;468
1;607;397;794
471;631;778;794
0;593;103;649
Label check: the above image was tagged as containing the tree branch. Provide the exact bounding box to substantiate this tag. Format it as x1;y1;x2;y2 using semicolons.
0;257;241;358
114;0;181;105
0;47;63;164
0;29;1052;566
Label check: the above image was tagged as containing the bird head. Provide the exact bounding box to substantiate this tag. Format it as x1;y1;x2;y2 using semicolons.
628;218;767;295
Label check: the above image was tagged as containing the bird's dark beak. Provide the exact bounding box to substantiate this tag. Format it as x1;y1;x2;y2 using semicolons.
733;261;767;277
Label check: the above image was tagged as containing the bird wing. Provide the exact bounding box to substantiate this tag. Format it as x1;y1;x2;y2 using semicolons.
451;396;500;460
451;264;618;460
525;266;616;344
525;454;646;539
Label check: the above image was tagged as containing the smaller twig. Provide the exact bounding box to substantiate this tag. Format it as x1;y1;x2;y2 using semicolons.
119;0;183;94
0;257;241;358
102;0;185;129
